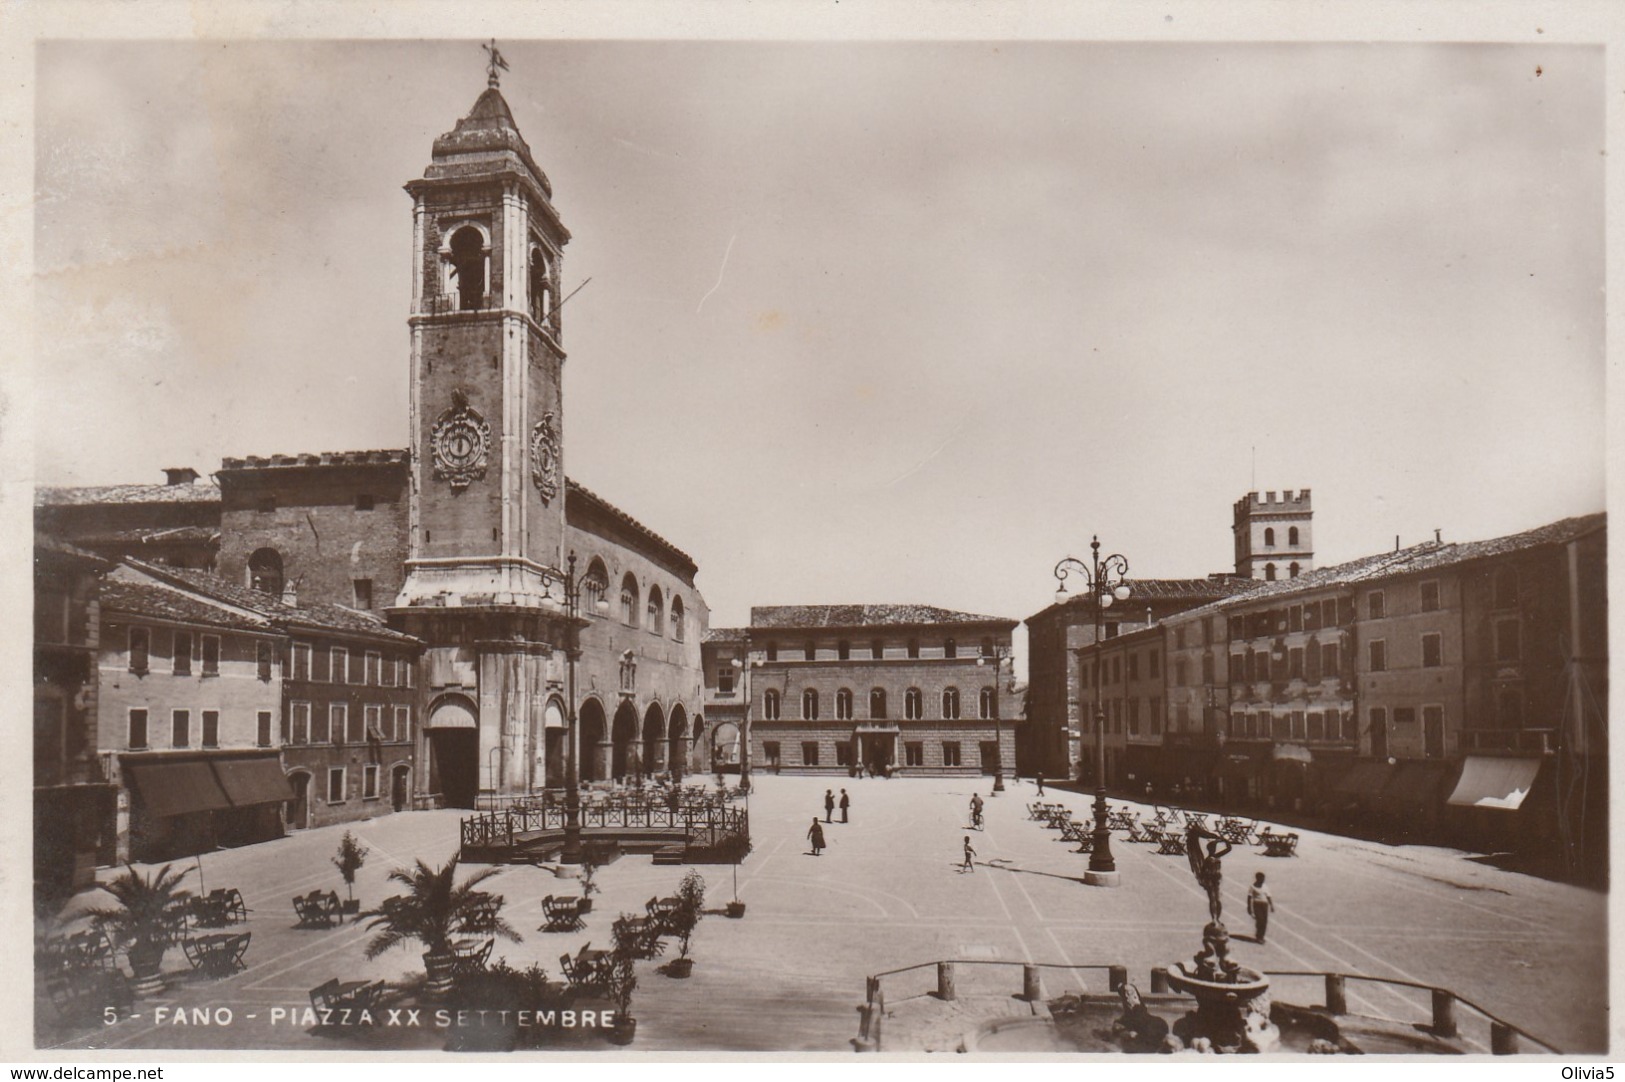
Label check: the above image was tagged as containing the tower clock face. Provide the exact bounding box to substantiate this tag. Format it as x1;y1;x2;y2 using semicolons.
431;391;492;491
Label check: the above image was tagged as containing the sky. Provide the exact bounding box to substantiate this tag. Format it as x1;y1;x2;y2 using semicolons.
32;38;1606;655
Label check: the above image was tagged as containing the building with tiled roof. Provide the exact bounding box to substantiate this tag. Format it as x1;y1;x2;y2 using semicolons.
37;472;222;570
717;603;1019;778
1051;510;1607;883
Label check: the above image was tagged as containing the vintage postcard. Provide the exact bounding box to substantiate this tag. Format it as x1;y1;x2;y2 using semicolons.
10;0;1619;1065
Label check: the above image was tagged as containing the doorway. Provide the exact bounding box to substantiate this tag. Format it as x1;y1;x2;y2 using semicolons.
428;729;478;808
859;733;894;775
1423;706;1444;759
979;741;999;775
391;765;411;811
286;771;311;830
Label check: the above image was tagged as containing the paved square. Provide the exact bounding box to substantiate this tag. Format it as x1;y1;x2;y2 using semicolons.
44;774;1605;1053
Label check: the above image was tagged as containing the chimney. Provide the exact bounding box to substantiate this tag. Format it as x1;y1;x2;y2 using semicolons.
163;467;200;486
281;582;298;607
1395;535;1401;553
1434;528;1442;545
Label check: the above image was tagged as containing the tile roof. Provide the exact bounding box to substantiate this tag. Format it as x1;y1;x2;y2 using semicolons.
73;526;221;546
99;579;272;633
1173;512;1606;620
123;560;420;645
566;478;697;575
703;627;748;644
36;483;221;507
750;604;1018;630
218;449;409;470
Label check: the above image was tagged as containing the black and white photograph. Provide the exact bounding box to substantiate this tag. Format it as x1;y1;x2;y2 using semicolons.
13;2;1617;1064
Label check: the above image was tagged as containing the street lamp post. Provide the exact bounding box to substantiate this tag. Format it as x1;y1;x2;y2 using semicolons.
733;645;753;794
976;645;1013;793
544;552;608;866
1053;536;1131;888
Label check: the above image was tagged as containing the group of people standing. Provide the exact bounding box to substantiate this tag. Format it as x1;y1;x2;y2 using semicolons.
806;788;852;855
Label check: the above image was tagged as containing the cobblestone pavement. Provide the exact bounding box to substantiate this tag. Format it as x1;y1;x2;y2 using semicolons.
38;774;1607;1053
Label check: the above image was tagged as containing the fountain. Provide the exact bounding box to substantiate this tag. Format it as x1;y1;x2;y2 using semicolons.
1162;921;1278;1053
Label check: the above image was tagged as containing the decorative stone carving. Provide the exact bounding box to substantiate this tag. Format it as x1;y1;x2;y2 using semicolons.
431;389;491;491
530;411;561;503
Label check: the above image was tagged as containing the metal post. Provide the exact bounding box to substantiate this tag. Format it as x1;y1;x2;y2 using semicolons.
739;644;752;793
1325;974;1347;1015
1490;1021;1518;1055
1022;964;1041;1001
1430;988;1458;1038
1108;965;1127;992
1150;966;1170;994
562;553;583;865
936;961;956;1001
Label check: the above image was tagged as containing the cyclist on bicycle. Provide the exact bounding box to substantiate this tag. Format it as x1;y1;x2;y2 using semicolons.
969;792;985;830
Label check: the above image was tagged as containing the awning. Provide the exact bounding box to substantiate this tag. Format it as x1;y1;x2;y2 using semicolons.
125;761;232;820
1447;756;1541;811
1212;753;1262;780
212;757;295;808
1382;761;1450;806
1332;761;1393;797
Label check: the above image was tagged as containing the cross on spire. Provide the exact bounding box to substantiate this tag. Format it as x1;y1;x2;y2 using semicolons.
482;39;510;88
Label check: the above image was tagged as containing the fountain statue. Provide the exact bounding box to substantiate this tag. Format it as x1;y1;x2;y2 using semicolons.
1165;920;1280;1054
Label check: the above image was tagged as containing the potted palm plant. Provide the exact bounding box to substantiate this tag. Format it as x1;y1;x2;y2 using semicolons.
363;857;520;997
332;831;368;917
662;869;705;978
87;864;192;995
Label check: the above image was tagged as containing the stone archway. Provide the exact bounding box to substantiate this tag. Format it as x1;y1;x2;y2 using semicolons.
611;700;639;781
578;698;607;782
641;702;666;779
667;704;689;782
424;694;479;809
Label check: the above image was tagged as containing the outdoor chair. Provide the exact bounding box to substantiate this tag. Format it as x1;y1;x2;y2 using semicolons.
614;915;664;960
1262;831;1299;857
449;938;494;979
1154;830;1188;856
457;893;504;934
1124;819;1153;843
540;895;584;932
182;931;250;978
294;890;342;929
310;977;385;1014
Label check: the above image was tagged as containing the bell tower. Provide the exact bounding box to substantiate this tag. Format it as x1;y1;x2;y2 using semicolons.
399;62;570;606
392;55;582;808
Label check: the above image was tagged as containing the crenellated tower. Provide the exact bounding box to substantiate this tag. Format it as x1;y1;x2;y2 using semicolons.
1233;489;1314;581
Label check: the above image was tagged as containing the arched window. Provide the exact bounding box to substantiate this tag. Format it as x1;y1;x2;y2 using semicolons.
802;688;819;721
647;585;664;635
449;226;486;311
942;687;961;719
869;688;887;719
1288;526;1300;546
905;687;923;721
670;596;685;641
1264;527;1276;547
763;689;780;720
1289;562;1301;579
583;559;609;615
979;687;995;720
835;688;853;720
1264;563;1277;581
621;573;639;627
944;638;957;659
528;246;551;326
248;548;284;596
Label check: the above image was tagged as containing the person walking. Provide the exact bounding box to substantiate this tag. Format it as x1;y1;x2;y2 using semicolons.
824;788;835;823
961;835;977;873
1035;771;1045;797
1247;872;1274;944
808;817;826;856
839;788;851;824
